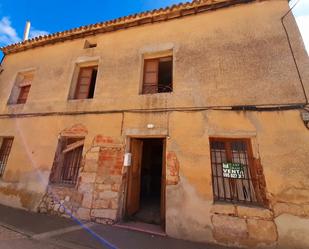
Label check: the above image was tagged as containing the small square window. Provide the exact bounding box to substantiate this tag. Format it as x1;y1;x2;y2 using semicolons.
0;137;14;177
73;66;98;99
142;56;173;94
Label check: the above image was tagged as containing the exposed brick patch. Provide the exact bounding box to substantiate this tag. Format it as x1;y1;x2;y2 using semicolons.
40;134;124;224
253;158;269;206
90;146;124;222
60;124;88;137
166;151;180;185
93;135;123;147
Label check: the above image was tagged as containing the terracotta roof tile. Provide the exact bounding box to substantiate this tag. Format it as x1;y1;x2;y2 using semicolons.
1;0;254;55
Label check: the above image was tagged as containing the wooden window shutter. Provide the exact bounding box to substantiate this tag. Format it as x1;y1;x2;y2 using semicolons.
75;67;93;99
143;59;159;94
0;137;14;176
17;85;31;104
49;138;66;184
16;74;33;104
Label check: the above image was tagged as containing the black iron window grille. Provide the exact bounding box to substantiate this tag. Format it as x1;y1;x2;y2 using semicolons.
0;137;14;177
210;138;265;206
49;137;84;186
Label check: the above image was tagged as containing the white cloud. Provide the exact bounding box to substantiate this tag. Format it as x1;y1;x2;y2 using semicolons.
0;16;21;46
0;16;49;47
29;27;49;39
295;15;309;55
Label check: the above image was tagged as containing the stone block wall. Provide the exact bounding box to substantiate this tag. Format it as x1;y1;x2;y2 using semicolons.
210;204;278;248
38;185;83;217
38;135;125;224
90;142;124;224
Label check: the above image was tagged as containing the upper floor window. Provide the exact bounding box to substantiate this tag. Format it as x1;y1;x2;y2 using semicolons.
209;138;267;206
142;56;173;94
73;66;98;99
8;72;33;105
0;137;14;177
49;136;84;186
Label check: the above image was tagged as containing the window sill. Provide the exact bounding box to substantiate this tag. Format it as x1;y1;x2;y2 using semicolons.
7;103;25;107
67;98;94;102
49;183;77;189
214;200;265;208
6;103;26;112
140;91;173;96
211;202;273;219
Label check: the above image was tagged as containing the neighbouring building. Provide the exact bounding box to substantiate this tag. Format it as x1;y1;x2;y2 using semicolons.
0;0;309;248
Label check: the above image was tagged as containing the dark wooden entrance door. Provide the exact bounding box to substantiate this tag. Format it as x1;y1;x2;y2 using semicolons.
160;140;166;228
126;138;166;229
126;139;143;216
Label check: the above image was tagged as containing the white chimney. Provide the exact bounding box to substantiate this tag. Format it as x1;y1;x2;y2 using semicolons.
23;21;31;41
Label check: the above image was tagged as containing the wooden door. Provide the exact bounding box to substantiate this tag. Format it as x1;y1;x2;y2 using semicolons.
127;139;143;216
160;139;166;228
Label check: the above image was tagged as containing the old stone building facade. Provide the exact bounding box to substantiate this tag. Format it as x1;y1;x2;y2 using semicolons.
0;0;309;248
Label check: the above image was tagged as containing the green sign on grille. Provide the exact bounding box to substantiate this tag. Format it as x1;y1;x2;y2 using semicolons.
222;163;245;179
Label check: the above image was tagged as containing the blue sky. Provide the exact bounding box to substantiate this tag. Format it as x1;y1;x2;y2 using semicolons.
291;0;309;55
0;0;308;57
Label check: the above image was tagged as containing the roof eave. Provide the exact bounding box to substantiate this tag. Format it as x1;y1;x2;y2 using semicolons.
1;0;255;55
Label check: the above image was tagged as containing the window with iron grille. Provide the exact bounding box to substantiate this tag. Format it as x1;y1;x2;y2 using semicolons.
142;56;173;94
209;138;267;206
8;72;33;105
49;137;84;186
73;66;98;99
0;137;14;177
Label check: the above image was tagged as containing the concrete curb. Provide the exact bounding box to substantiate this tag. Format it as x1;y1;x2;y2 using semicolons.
0;221;33;238
32;222;95;240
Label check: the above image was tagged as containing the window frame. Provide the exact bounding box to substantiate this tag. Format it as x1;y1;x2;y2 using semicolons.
209;137;267;207
142;56;173;95
0;137;14;177
73;65;98;100
49;136;84;186
16;85;31;104
8;71;34;105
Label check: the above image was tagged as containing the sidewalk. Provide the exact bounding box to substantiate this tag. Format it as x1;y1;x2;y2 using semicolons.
0;204;232;249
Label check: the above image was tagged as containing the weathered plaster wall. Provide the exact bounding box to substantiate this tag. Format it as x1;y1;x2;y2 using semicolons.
0;1;308;115
165;110;309;248
0;0;308;248
0;114;123;211
0;109;308;248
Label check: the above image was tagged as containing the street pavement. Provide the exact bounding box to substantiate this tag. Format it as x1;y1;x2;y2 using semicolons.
0;204;233;249
0;225;68;249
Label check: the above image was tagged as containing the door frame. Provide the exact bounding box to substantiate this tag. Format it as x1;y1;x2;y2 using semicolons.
123;135;167;229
